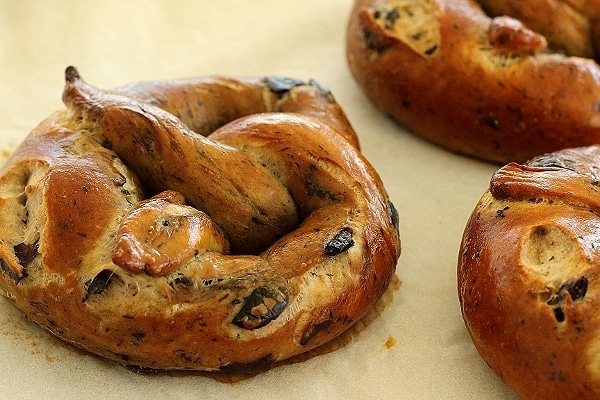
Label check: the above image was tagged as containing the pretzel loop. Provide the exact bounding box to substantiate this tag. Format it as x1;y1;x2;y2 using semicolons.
0;67;400;372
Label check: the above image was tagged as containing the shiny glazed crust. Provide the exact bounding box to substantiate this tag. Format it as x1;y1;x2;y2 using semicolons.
346;0;600;164
458;145;600;399
0;67;400;372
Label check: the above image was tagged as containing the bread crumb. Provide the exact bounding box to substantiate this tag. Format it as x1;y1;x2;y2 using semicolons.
382;335;397;350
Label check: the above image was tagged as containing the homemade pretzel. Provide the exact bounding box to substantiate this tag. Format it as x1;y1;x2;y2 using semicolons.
0;67;400;372
459;145;600;399
346;0;600;164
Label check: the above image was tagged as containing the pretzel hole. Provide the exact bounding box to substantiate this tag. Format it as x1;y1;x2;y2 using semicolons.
527;154;578;170
547;276;588;304
265;76;305;96
0;162;46;283
325;228;355;256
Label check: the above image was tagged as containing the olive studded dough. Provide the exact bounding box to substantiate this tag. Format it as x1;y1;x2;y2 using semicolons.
0;67;400;372
346;0;600;163
459;145;600;399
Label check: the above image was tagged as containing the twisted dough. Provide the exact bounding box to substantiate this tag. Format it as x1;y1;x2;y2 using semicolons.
459;146;600;399
0;67;400;372
346;0;600;163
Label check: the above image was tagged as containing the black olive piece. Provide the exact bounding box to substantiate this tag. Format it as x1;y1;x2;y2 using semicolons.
553;307;566;323
232;286;289;330
173;275;192;287
562;276;588;302
300;317;333;346
424;45;439;55
546;276;589;322
385;8;400;27
265;76;305;96
0;258;21;283
324;228;354;256
84;269;115;299
496;206;509;218
14;241;39;267
527;155;577;171
388;201;399;230
308;78;334;101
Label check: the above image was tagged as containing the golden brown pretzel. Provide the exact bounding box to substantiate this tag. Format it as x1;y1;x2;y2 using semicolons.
459;145;600;399
0;67;400;372
346;0;600;164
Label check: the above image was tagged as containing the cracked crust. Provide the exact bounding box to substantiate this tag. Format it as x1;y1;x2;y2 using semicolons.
0;68;400;372
346;0;600;163
458;145;600;399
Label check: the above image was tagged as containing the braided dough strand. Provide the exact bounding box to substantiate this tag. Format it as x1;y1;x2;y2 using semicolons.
63;68;300;255
0;67;400;372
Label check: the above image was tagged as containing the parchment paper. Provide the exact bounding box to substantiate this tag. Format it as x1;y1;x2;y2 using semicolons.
0;1;520;399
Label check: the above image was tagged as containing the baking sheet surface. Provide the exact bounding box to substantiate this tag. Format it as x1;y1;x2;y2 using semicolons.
0;2;518;399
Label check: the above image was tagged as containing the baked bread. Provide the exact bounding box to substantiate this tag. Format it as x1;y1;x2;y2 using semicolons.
0;67;400;372
346;0;600;164
458;145;600;399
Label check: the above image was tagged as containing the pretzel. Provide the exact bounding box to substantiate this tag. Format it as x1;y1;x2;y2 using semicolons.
0;67;400;372
346;0;600;164
459;145;600;399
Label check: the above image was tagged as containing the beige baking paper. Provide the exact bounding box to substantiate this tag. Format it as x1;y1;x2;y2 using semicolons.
0;1;519;399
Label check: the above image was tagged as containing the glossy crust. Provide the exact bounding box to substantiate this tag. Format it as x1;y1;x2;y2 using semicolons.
458;145;600;399
0;67;400;372
346;0;600;164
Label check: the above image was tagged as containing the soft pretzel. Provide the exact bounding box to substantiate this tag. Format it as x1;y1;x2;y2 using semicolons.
346;0;600;164
0;67;400;372
459;145;600;399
